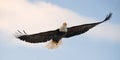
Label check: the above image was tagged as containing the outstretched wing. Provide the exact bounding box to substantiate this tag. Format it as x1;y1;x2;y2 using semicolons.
64;13;112;38
16;29;59;43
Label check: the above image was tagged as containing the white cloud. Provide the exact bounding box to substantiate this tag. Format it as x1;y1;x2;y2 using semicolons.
0;0;95;33
0;0;120;47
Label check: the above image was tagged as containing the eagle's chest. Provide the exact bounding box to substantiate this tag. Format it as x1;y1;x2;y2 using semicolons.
52;31;66;42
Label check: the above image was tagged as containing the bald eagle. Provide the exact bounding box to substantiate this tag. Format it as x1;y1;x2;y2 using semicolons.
16;13;112;49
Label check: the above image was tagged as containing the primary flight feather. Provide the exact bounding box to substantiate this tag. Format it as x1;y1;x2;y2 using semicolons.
16;13;112;49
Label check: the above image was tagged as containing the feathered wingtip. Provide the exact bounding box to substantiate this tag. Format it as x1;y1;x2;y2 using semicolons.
17;30;27;35
14;30;28;40
102;12;112;22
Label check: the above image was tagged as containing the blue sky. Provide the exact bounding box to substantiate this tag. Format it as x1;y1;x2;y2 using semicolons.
0;0;120;60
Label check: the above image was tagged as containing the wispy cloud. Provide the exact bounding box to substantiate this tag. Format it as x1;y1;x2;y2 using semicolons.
0;0;120;47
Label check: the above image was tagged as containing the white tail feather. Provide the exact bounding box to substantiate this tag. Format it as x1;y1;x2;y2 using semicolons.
46;40;63;49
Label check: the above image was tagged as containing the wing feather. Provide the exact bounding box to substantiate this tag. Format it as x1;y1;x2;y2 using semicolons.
17;29;59;43
64;13;112;38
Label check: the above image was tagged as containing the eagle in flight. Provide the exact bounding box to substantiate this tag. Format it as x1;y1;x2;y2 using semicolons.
16;13;112;49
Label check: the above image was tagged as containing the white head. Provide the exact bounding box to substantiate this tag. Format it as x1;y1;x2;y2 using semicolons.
59;22;67;32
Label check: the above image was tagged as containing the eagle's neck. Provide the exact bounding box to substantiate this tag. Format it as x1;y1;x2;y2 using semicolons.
59;23;67;32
